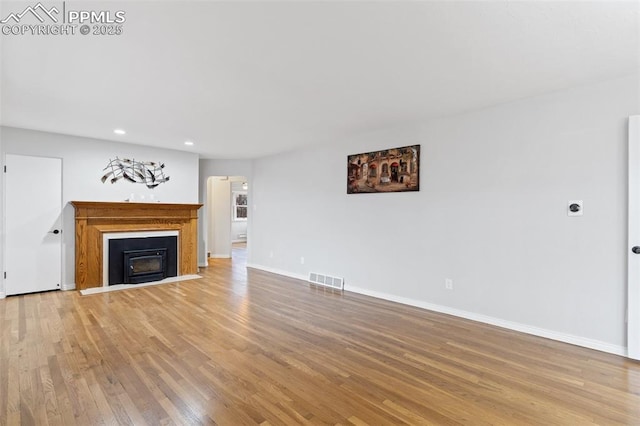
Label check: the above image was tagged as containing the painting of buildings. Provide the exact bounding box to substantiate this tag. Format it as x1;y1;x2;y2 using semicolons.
347;145;420;193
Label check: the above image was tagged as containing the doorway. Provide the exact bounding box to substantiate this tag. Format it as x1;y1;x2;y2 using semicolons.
206;176;249;261
4;154;62;295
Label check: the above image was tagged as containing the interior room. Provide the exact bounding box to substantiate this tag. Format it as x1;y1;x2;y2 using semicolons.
1;1;639;424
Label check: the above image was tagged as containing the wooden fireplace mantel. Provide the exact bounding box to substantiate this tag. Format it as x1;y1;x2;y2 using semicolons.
71;201;203;290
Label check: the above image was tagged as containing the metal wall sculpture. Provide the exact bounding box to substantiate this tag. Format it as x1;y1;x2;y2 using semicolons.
101;157;170;189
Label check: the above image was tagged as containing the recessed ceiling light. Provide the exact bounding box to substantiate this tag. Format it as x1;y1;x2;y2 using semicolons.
114;129;126;135
184;141;194;146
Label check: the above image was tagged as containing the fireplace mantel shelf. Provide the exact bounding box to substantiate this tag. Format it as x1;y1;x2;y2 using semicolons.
71;201;203;290
71;201;202;216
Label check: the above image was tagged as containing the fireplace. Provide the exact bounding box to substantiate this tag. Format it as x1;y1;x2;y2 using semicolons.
71;201;202;290
124;248;167;284
107;235;178;285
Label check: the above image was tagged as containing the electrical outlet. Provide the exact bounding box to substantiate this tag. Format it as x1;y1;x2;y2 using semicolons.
300;257;305;265
445;278;453;290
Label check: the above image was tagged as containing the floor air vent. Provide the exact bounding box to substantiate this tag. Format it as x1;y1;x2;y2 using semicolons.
309;272;344;290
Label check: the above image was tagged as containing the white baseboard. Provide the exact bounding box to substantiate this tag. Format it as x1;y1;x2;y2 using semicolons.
232;239;247;243
246;263;308;282
199;263;208;268
345;285;626;357
61;283;75;291
244;264;627;357
210;254;231;259
0;291;5;299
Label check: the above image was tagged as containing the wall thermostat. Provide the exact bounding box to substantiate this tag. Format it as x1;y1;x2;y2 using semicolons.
568;200;583;217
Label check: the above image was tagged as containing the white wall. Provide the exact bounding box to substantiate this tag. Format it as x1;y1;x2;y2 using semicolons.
250;75;640;354
231;222;248;242
0;126;200;291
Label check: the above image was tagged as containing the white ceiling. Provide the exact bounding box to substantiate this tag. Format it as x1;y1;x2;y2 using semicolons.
1;1;638;159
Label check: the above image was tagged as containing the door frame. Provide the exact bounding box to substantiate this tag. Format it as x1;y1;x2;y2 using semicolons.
628;115;640;360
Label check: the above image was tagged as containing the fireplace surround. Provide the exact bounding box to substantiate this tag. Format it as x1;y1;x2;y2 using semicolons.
71;201;202;290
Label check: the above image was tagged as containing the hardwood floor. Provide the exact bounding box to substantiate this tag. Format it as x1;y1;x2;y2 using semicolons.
1;247;639;425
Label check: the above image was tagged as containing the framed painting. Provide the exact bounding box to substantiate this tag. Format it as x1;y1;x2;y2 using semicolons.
347;144;420;194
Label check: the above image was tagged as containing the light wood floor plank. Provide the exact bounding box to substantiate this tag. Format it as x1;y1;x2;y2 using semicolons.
1;244;639;425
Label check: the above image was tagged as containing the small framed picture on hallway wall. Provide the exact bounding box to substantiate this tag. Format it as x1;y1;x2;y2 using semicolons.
347;145;420;194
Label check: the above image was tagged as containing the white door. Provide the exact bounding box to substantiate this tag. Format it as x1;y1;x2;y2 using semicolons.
628;115;640;360
5;154;62;295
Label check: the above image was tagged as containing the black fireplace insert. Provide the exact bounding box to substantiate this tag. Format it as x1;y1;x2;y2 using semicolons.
123;248;167;283
108;236;178;285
